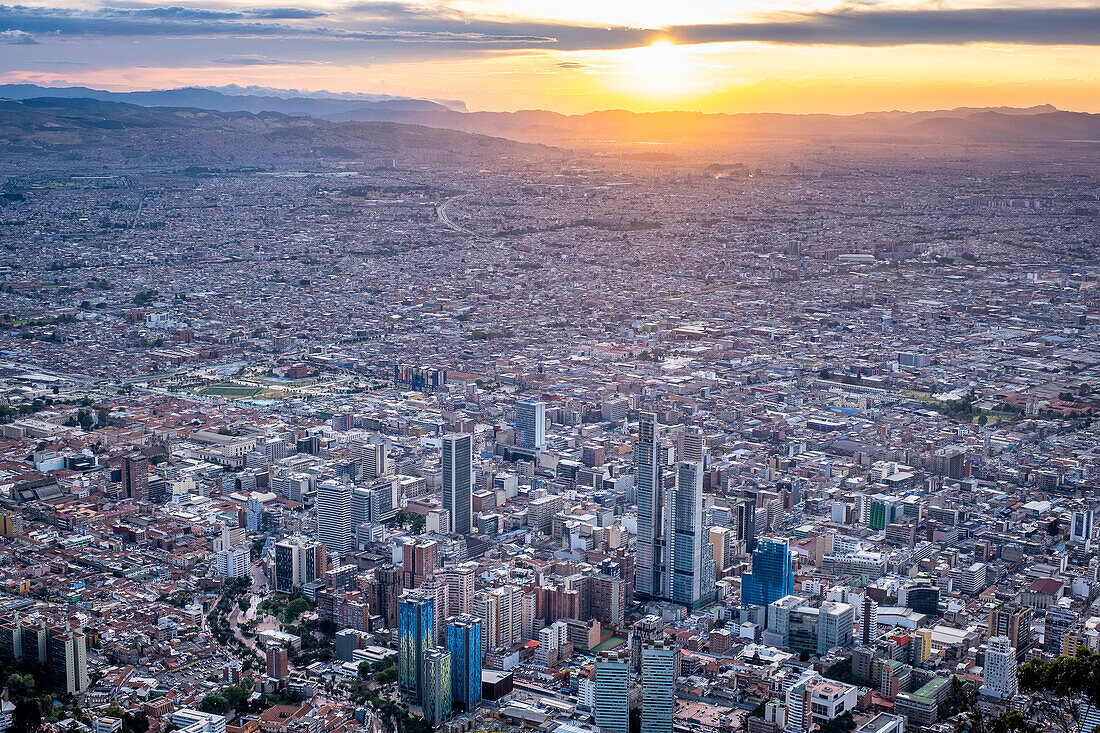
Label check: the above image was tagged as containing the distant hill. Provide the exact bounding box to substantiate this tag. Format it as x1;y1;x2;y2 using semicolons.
325;105;1100;145
0;84;460;118
3;84;1097;148
0;97;555;173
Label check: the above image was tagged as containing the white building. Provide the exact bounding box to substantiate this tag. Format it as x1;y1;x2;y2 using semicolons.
979;635;1018;699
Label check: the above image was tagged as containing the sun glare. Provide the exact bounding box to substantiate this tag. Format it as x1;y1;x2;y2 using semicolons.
612;39;712;101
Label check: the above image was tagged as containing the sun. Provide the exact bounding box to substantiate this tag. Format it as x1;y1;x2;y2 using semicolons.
612;39;712;101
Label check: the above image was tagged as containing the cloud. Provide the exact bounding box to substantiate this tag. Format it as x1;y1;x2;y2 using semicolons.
0;3;1097;50
212;53;321;65
666;7;1100;47
0;27;35;43
556;61;586;69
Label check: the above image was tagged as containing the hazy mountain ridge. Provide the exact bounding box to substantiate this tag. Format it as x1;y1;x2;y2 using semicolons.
326;105;1100;144
0;97;554;173
0;84;459;118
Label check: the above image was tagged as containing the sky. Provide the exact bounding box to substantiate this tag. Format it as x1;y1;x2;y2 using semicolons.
1;0;1099;114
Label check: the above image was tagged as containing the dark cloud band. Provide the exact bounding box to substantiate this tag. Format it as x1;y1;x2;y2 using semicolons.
0;4;1097;48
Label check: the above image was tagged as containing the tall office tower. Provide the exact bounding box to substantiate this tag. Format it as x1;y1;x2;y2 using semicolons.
367;477;398;522
446;615;483;711
399;593;435;703
48;626;88;695
1071;507;1097;546
440;563;476;615
274;537;325;592
641;642;675;733
422;574;449;642
670;460;715;609
635;413;667;600
980;636;1018;699
266;645;289;680
402;539;440;589
352;440;390;481
741;539;794;609
989;602;1033;659
858;595;879;645
317;480;353;558
734;498;757;553
817;601;854;654
681;428;704;463
515;400;546;453
628;615;663;672
374;564;402;630
594;650;631;733
121;452;149;501
351;486;373;529
423;648;453;724
442;434;473;535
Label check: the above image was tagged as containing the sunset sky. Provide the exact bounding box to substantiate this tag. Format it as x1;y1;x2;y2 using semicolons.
2;0;1099;114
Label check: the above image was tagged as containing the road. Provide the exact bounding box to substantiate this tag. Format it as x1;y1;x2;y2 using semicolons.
437;194;475;235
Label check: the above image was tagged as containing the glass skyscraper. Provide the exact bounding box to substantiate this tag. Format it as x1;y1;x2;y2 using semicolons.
635;412;666;600
594;650;630;733
442;433;472;535
670;459;715;609
423;648;453;724
446;614;483;711
514;399;546;453
741;538;794;608
641;642;675;733
316;479;352;557
399;593;434;703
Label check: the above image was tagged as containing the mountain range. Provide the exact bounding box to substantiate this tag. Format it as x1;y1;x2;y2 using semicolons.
0;96;552;173
2;84;1099;162
0;84;464;118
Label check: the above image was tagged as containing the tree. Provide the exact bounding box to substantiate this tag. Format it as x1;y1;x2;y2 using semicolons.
817;712;856;733
198;695;230;715
951;675;1035;733
1017;651;1100;733
11;696;41;733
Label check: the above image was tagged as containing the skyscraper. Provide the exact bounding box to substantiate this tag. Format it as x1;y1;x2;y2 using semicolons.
317;480;352;557
442;433;472;535
273;537;325;592
741;539;794;609
670;459;715;609
423;648;453;724
473;585;525;654
446;615;483;711
858;595;879;645
47;626;88;695
988;602;1032;659
121;452;149;501
399;592;434;703
641;642;675;733
594;650;630;733
980;636;1017;699
515;399;546;454
635;413;666;600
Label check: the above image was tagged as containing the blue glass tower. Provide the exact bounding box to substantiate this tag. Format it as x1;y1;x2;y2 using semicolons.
399;593;434;703
741;538;794;608
446;614;483;711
